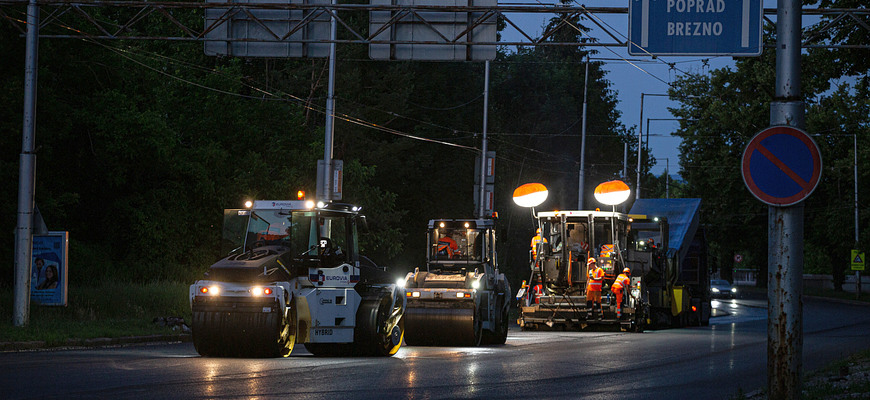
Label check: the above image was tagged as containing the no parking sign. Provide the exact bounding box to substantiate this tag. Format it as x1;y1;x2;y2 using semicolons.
742;126;822;206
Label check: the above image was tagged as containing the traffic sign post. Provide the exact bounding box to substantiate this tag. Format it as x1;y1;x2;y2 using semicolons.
853;249;865;299
853;250;866;271
628;0;762;56
742;126;822;207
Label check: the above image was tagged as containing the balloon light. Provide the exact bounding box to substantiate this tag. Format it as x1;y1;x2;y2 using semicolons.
512;183;548;208
593;180;631;205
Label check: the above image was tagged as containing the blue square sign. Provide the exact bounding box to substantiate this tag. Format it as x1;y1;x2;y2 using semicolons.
629;0;763;56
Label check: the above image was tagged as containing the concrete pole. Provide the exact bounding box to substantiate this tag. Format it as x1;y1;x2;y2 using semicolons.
478;60;490;218
623;143;628;213
636;93;644;200
321;0;338;201
578;57;589;210
14;0;40;327
768;1;804;398
855;134;861;298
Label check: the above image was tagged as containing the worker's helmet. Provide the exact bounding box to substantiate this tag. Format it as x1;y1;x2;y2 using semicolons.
623;268;631;274
587;257;596;266
536;228;541;234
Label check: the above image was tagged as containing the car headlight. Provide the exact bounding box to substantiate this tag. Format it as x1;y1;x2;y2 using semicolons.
712;288;720;293
731;288;737;293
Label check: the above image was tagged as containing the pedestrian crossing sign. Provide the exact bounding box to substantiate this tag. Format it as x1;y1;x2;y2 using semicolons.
852;250;865;271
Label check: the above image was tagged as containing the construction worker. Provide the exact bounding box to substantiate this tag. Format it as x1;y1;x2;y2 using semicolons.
437;234;458;258
530;228;547;261
611;267;632;319
586;257;605;320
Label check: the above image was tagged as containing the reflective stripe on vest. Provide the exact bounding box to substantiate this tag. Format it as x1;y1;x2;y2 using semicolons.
588;267;604;291
612;274;630;290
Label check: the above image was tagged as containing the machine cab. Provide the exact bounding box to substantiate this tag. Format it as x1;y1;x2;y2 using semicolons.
427;219;496;271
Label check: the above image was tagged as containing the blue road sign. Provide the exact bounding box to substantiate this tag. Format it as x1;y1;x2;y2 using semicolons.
742;126;822;207
628;0;762;56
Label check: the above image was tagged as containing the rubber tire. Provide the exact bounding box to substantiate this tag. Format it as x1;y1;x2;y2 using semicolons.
356;296;404;356
469;306;483;347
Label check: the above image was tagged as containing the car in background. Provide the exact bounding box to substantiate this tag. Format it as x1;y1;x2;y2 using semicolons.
710;279;737;299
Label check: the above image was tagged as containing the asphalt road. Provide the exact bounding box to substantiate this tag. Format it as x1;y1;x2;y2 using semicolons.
2;296;869;400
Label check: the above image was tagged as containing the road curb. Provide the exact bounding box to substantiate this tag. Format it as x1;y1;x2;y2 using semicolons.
0;334;192;352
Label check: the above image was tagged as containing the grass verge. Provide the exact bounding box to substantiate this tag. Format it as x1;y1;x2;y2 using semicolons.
0;281;192;346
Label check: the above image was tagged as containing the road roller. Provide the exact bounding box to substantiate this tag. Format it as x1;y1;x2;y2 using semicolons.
402;218;510;346
189;198;405;357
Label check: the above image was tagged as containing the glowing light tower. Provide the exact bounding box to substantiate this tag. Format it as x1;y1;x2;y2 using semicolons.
594;180;631;250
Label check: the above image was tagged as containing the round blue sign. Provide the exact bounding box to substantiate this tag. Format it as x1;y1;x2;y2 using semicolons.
742;126;822;206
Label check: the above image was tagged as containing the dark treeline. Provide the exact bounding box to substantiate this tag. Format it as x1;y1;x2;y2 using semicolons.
2;2;867;292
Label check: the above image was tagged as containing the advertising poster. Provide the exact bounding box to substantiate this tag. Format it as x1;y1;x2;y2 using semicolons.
31;231;69;306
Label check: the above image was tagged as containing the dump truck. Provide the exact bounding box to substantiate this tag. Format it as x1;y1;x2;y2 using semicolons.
516;198;710;331
402;218;511;346
189;199;405;357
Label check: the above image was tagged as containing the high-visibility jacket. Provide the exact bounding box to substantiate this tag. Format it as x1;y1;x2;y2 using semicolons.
612;273;631;292
437;236;458;257
530;235;547;259
587;266;604;291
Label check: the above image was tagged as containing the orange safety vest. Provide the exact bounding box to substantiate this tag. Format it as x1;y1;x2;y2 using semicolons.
587;266;604;291
612;273;630;291
438;237;458;257
530;235;547;259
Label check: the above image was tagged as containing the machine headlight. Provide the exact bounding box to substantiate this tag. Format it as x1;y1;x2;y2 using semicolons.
396;278;406;288
412;291;421;298
471;280;480;289
204;285;220;295
456;292;465;298
252;287;263;296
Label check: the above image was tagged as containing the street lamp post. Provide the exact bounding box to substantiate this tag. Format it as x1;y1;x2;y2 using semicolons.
636;93;690;200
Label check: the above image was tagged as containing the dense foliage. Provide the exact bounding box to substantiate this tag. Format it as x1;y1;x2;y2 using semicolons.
4;3;864;294
668;8;870;286
0;5;630;289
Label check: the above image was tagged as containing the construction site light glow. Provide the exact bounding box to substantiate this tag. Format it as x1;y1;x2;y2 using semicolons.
512;183;548;208
593;180;631;205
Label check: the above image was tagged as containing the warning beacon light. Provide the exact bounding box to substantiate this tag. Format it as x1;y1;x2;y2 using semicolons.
593;180;631;206
512;183;549;208
297;190;305;200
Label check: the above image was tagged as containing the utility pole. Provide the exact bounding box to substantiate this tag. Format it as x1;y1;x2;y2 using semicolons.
768;1;804;398
578;56;589;210
321;0;338;202
855;134;861;299
478;60;490;218
13;0;40;327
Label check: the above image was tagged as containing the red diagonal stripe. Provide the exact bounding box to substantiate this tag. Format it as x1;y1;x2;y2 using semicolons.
755;145;810;189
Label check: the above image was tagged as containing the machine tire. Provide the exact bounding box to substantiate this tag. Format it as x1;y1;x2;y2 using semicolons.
469;306;483;347
483;306;509;345
357;295;404;357
271;298;297;357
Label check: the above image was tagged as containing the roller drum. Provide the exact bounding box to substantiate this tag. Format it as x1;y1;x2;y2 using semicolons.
403;306;477;346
